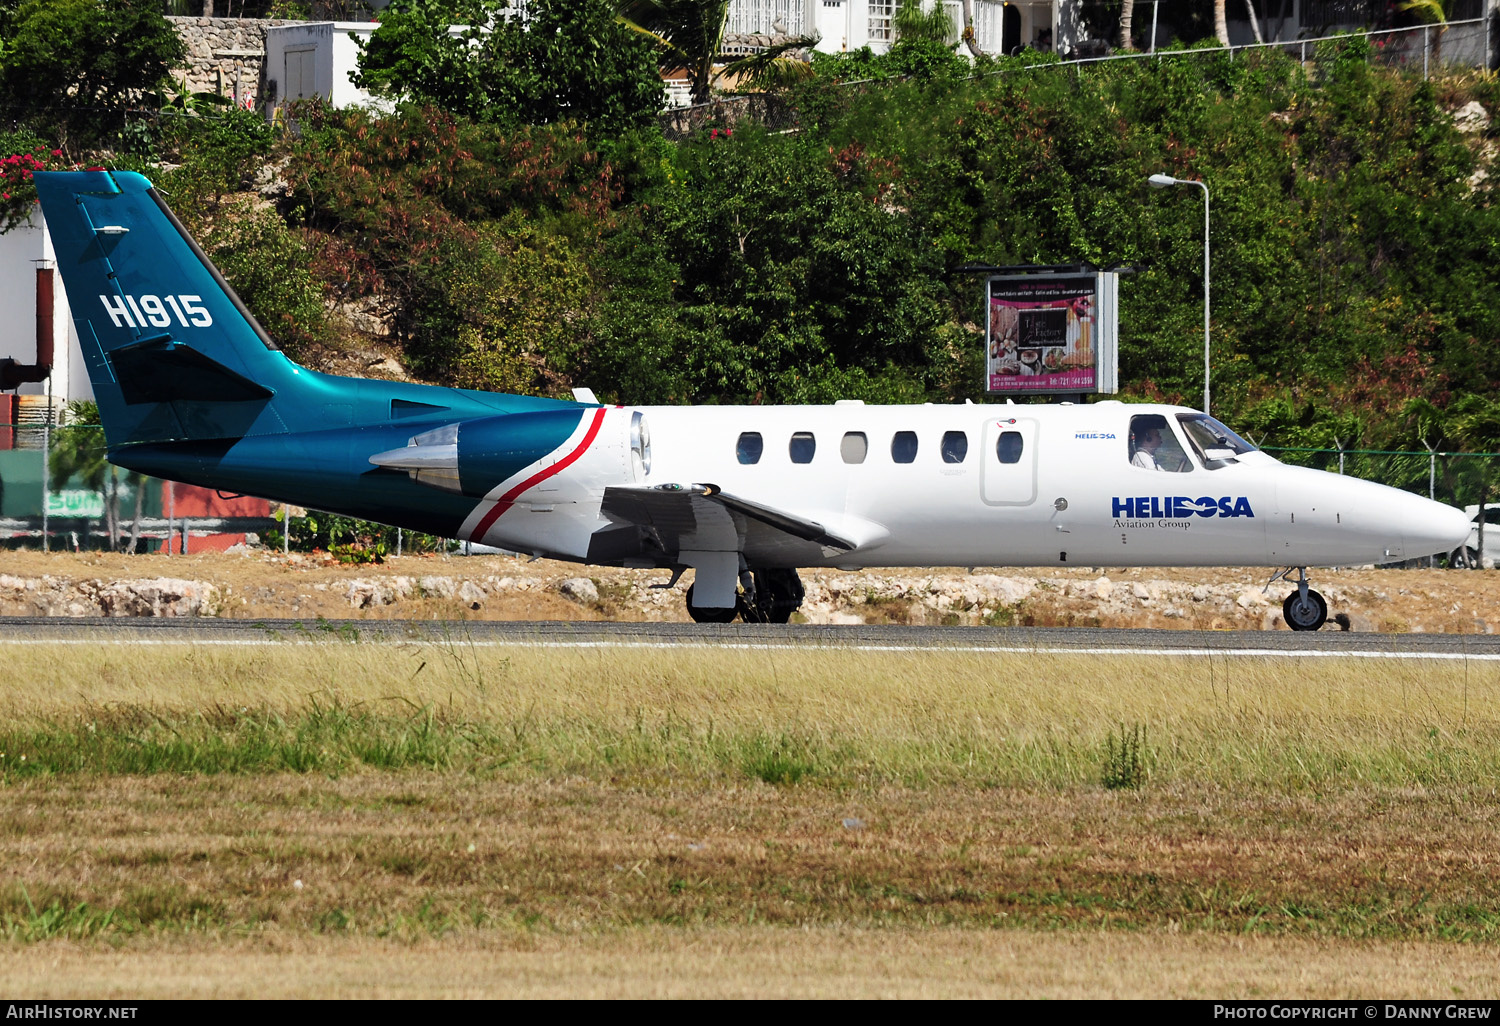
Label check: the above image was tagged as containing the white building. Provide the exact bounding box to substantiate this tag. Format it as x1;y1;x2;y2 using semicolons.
0;208;89;424
264;21;390;111
733;1;1076;58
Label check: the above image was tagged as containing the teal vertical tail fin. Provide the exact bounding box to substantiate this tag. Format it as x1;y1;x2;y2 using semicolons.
32;170;304;449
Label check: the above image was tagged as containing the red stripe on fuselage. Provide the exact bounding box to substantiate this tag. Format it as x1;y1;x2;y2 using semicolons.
468;406;608;543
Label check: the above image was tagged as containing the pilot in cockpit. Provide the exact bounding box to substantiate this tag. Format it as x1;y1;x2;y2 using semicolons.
1129;415;1190;472
1131;426;1164;470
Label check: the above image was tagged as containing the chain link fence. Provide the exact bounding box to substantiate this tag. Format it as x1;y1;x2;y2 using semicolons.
0;424;276;553
1261;446;1500;510
989;16;1497;80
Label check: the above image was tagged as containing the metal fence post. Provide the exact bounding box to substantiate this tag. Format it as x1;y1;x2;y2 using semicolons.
166;480;173;557
40;423;49;553
396;527;402;557
1424;24;1430;79
283;504;290;555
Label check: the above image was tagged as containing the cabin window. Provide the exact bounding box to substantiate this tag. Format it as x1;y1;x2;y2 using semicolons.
1128;414;1191;473
941;430;969;464
891;431;918;464
996;431;1024;465
736;432;764;465
789;432;816;464
840;432;868;464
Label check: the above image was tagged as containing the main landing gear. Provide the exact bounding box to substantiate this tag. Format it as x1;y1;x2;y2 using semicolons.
684;568;805;624
1270;566;1329;631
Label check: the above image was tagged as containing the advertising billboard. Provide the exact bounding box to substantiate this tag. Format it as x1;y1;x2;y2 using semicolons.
986;271;1118;395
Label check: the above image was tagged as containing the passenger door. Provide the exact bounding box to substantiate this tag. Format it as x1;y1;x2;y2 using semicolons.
981;417;1038;506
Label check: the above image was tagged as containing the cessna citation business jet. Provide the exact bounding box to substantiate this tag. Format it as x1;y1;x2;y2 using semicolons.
31;170;1471;630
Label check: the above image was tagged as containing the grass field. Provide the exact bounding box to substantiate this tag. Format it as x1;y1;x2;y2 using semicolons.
2;638;1500;996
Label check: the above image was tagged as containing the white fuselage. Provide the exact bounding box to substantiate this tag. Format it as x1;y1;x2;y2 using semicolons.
475;400;1472;571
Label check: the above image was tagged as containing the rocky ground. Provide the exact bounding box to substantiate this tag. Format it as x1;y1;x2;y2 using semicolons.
0;550;1494;632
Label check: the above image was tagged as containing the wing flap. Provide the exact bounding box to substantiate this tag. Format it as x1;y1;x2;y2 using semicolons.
598;483;864;563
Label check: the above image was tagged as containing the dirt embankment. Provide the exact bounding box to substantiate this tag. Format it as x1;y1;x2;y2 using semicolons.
0;550;1494;632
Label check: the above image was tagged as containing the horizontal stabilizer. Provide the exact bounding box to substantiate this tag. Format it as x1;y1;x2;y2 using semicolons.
110;335;275;405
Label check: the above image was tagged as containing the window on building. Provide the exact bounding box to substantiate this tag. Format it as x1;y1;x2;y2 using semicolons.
891;431;918;464
727;0;805;35
789;432;816;464
996;431;1024;464
736;432;764;465
840;432;868;464
941;430;969;464
868;0;895;42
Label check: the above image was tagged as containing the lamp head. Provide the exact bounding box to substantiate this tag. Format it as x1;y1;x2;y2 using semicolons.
1148;173;1177;188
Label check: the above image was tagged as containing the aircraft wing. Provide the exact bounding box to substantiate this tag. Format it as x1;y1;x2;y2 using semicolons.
595;483;864;565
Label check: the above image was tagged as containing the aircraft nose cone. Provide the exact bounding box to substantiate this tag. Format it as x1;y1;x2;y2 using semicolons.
1405;500;1473;559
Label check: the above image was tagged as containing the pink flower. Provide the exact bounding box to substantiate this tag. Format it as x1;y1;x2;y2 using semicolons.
3;194;10;200
50;150;61;157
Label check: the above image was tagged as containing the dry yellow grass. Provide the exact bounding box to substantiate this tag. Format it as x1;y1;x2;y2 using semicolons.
1;772;1499;993
5;640;1500;995
3;927;1500;998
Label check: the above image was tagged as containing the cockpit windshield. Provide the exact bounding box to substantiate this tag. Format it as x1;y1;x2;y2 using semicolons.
1176;414;1257;468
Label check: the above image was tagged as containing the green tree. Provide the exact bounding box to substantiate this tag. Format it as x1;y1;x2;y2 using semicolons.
585;127;946;404
353;0;665;133
619;0;817;105
0;0;185;144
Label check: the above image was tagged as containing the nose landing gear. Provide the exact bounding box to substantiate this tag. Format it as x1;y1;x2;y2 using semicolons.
1271;567;1329;631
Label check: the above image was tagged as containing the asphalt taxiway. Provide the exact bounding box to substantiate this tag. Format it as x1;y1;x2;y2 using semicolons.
1;617;1498;660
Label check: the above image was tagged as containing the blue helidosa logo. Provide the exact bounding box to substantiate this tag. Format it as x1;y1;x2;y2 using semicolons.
1112;496;1256;519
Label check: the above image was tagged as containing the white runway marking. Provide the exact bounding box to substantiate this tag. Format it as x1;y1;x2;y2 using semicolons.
3;637;1498;660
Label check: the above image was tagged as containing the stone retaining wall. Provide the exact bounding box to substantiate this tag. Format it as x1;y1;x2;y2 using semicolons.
167;16;294;108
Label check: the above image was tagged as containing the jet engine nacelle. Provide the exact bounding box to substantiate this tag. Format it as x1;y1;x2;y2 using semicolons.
368;407;650;499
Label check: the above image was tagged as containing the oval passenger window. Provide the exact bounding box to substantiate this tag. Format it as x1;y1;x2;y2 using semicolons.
891;431;918;464
736;432;763;465
941;430;968;464
997;431;1023;465
840;432;868;464
789;432;816;464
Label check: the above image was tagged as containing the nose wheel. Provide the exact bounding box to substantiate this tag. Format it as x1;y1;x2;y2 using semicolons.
1282;588;1328;631
1272;567;1328;631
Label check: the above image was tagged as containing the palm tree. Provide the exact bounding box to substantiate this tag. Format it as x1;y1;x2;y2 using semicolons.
1243;0;1264;44
959;0;982;58
1397;0;1451;65
619;0;817;106
1120;0;1135;50
1214;0;1230;46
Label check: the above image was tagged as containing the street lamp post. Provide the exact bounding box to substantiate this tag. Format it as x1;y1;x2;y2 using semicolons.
1148;173;1211;416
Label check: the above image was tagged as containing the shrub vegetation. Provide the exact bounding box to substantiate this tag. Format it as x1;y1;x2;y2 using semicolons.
1;2;1499;490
